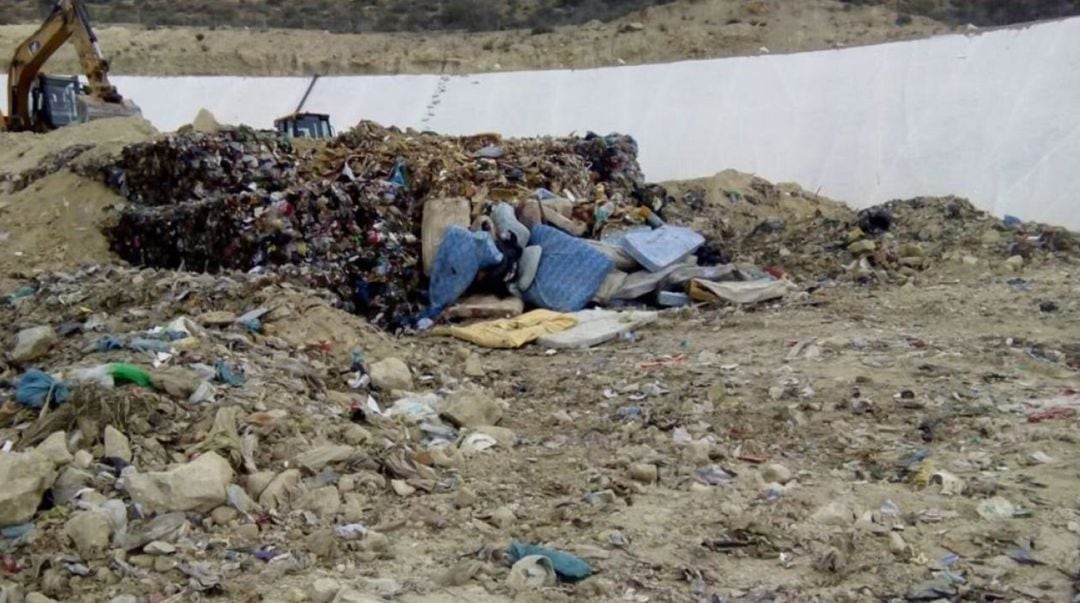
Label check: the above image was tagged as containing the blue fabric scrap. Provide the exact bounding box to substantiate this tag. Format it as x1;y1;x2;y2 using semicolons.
521;225;612;312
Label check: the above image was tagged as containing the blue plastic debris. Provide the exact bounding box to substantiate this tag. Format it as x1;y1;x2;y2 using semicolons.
521;225;613;312
5;286;35;304
389;159;408;188
1003;215;1022;228
16;369;72;409
620;225;705;272
428;227;504;313
614;405;643;421
215;361;246;387
0;523;33;540
507;541;592;582
97;336;125;352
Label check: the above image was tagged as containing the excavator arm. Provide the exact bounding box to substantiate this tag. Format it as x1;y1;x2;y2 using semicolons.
2;0;134;132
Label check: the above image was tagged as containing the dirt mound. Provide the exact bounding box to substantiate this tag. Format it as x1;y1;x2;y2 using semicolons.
0;117;157;179
191;108;223;133
663;169;1079;283
0;118;157;276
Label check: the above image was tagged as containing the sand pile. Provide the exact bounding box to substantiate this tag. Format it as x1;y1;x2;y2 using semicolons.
0;118;158;275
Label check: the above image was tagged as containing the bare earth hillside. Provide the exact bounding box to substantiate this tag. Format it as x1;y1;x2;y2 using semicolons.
0;0;950;76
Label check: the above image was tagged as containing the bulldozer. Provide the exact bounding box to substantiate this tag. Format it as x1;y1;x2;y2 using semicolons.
0;0;140;132
272;74;334;140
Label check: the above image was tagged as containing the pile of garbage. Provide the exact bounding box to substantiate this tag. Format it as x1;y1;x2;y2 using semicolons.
102;122;780;331
663;171;1080;283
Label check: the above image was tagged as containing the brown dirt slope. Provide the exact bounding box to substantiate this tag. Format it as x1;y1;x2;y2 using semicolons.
0;0;950;76
2;0;1076;33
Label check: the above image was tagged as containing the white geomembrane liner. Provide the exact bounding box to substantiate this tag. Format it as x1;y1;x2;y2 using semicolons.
3;17;1078;228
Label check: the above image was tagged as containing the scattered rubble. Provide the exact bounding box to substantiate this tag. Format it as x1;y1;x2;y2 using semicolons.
0;116;1077;602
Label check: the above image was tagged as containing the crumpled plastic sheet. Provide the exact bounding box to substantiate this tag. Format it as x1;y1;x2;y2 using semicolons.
16;369;72;409
506;540;592;583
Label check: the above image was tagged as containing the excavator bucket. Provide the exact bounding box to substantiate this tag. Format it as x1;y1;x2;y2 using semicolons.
77;93;141;123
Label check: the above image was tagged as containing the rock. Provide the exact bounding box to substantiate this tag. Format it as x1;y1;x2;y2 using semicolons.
103;426;132;463
129;554;153;569
11;326;57;362
211;506;238;525
847;239;876;254
153;556;177;573
341;424;371;446
762;463;793;485
198;311;237;326
490;506;515;528
390;480;416;497
810;500;854;526
618;21;645;33
899;243;924;257
473;425;516;448
0;450;57;527
369;358;413;391
342;493;365;523
149;367;204;400
144;540;176;555
628;463;658;483
236;523;260;541
26;594;59;603
72;449;93;469
338;475;356;493
37;431;73;466
962;255;979;266
295;445;355;473
125;452;234;513
305;529;339;559
64;511;112;558
246;471;277;498
463;354;485;378
300;486;342;517
1004;255;1024;271
309;578;342;603
888;532;908;556
454;486;478;508
981;229;1002;244
259;469;303;510
441;390;503;428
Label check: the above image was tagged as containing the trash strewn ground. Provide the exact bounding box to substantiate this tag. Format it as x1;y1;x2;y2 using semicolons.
1;118;1078;603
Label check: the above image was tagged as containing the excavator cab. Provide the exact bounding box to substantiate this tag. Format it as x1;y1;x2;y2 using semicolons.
31;74;80;129
274;112;334;140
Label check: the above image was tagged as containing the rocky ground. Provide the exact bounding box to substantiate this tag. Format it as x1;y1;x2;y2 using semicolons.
1;117;1078;603
0;224;1077;603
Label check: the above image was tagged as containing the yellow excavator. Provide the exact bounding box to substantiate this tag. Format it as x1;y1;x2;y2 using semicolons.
0;0;139;132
